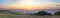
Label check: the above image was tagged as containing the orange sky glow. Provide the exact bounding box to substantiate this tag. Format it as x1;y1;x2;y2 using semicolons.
0;0;60;10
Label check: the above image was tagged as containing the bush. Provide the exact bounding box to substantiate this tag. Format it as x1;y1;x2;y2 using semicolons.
55;11;60;15
46;13;51;15
37;10;48;16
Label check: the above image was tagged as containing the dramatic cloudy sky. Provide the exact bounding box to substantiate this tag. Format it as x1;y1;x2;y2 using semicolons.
0;0;60;13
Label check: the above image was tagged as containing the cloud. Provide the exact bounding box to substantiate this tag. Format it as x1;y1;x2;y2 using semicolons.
2;0;60;6
1;0;60;10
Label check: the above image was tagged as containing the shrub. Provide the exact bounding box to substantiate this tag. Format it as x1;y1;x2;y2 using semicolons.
46;13;51;15
55;11;60;15
37;10;48;16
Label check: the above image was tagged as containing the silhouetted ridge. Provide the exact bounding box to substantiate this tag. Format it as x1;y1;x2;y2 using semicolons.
0;10;10;12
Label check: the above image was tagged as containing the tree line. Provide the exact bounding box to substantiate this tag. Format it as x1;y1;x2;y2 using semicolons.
0;10;60;15
33;10;60;16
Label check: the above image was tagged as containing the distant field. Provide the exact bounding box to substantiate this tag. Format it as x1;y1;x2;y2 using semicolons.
0;14;60;18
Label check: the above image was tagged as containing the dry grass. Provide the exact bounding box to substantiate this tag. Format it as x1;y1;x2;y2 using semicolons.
0;14;60;18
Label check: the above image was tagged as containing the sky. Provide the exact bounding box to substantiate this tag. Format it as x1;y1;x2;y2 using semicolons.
0;0;60;13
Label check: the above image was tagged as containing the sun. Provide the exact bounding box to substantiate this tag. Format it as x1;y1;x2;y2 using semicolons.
25;6;33;10
11;0;52;10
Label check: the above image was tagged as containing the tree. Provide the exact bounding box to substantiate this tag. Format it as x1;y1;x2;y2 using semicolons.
55;11;60;15
37;10;47;16
47;13;51;15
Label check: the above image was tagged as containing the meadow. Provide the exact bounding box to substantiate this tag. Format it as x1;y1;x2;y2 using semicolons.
0;14;60;18
0;12;60;18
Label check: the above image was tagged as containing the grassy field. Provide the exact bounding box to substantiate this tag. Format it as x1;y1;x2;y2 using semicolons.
0;12;60;18
0;14;60;18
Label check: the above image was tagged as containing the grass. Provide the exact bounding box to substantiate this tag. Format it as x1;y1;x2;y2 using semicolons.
0;12;60;18
0;14;60;18
0;14;23;18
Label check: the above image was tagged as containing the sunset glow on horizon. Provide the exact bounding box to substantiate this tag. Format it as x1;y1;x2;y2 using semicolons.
0;0;60;10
